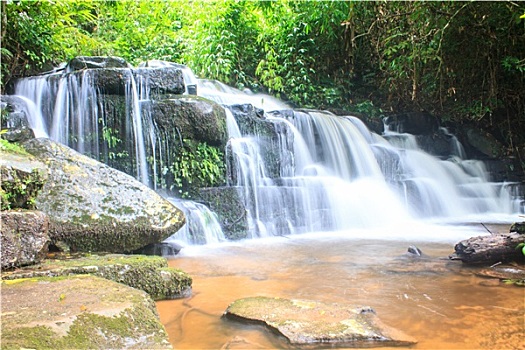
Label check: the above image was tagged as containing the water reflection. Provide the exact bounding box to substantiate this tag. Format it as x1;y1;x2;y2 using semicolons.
157;225;524;349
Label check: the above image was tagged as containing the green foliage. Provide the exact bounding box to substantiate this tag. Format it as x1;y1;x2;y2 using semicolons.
2;0;525;155
170;140;225;198
0;167;45;211
0;137;29;156
1;0;103;88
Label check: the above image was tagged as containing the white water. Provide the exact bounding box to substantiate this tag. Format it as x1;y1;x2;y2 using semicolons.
13;69;151;185
7;62;523;246
164;199;225;246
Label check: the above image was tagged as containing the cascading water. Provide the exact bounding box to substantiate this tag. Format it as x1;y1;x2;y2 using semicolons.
12;67;151;185
164;198;225;246
5;59;523;247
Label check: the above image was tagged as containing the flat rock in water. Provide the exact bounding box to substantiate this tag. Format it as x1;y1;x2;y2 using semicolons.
223;296;417;348
1;275;173;349
476;264;525;280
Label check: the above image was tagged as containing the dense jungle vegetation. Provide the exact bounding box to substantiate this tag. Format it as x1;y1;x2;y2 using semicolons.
1;0;525;155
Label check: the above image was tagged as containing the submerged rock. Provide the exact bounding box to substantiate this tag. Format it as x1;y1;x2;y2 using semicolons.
2;254;192;300
1;275;173;349
476;264;525;286
223;296;417;348
22;138;185;253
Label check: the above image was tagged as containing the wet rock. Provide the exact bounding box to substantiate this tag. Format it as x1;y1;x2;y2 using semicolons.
22;138;185;253
133;242;183;256
67;56;130;71
1;95;37;142
197;187;249;240
133;67;185;96
2;254;192;300
449;232;525;265
406;245;427;258
1;275;173;349
227;104;293;179
223;296;417;348
148;96;228;148
510;221;525;234
1;210;49;269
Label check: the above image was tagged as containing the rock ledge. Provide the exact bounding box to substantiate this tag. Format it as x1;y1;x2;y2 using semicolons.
223;296;416;348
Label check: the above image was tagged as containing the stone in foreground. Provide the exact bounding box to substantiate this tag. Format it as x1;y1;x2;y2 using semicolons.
223;296;417;348
2;254;192;300
1;275;172;349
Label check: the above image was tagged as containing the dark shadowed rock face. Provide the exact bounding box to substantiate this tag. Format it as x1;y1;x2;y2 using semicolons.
224;296;417;348
22;138;185;253
0;210;49;269
384;112;439;135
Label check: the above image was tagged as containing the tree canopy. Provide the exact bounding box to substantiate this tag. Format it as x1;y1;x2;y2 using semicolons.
2;0;524;151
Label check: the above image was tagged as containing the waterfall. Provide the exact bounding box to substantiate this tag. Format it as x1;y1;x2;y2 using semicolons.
5;60;523;248
164;199;225;245
12;69;151;185
220;105;523;235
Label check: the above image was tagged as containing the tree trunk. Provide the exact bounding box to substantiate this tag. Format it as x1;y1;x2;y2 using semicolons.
449;232;525;265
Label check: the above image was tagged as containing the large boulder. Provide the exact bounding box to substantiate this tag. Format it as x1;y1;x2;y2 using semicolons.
224;296;417;348
22;138;185;253
1;275;173;349
0;210;49;269
2;254;192;300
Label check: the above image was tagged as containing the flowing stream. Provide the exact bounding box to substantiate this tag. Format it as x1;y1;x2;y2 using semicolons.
157;224;524;349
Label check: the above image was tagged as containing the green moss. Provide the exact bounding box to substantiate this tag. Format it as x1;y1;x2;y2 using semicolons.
0;138;30;156
1;277;172;349
3;254;192;300
1;167;46;210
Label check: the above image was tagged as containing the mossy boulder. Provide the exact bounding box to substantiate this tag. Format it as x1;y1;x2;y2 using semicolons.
1;210;50;269
21;138;185;253
1;275;173;349
224;296;417;348
2;254;192;300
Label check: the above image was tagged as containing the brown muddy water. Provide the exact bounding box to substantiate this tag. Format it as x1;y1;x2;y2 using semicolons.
156;224;524;349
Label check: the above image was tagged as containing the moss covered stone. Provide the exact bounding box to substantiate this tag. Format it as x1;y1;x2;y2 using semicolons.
21;138;185;253
2;254;192;300
1;275;173;349
224;296;417;348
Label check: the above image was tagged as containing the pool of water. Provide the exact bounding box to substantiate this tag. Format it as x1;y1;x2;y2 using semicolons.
156;224;524;349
